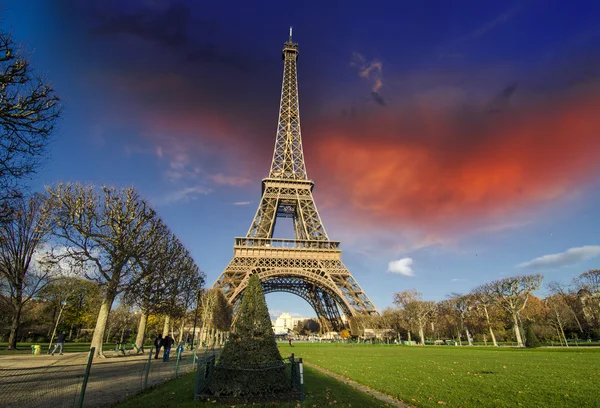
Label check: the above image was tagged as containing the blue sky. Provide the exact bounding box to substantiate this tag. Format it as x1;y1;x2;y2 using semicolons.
4;0;600;318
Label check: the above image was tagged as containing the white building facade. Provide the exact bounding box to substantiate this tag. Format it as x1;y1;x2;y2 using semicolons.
271;312;312;335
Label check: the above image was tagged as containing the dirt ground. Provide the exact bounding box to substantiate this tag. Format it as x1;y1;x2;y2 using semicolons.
0;349;197;408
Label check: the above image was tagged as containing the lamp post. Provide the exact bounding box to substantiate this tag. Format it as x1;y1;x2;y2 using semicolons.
47;299;67;354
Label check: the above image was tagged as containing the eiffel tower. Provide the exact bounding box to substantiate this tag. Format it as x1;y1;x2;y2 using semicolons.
213;28;378;332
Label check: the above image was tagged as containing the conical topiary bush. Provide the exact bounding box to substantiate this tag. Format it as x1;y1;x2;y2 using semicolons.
525;324;541;348
209;274;288;397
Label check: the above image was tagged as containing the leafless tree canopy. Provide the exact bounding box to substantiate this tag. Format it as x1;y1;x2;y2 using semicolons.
0;193;55;349
46;183;159;357
0;30;60;202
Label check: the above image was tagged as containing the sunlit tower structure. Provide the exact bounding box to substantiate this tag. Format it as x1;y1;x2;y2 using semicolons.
212;28;378;331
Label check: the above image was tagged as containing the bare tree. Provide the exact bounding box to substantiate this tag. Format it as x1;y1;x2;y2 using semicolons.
200;288;232;348
574;270;600;329
0;30;60;205
393;289;436;345
545;294;571;347
547;280;584;333
123;219;174;350
471;284;499;347
0;193;54;349
487;274;543;347
46;183;158;357
448;293;477;346
170;250;205;343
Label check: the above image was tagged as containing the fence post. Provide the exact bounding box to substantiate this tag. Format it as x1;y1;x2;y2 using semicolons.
193;358;201;400
143;346;154;390
193;348;197;371
77;347;95;408
175;348;181;377
290;353;295;389
298;357;304;401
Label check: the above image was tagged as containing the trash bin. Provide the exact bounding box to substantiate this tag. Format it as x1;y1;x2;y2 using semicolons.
33;344;41;356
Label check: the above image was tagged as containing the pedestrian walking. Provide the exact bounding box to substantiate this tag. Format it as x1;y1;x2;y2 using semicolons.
154;334;163;359
51;332;66;355
162;335;175;362
288;337;293;347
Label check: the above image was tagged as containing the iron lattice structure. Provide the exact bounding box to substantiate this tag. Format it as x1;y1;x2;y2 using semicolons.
213;29;378;331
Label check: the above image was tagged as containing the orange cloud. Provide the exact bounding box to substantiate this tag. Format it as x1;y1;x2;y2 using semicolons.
308;85;600;235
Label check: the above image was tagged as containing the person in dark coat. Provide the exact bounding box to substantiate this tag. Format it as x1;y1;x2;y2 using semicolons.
162;335;175;362
154;334;163;359
51;332;66;355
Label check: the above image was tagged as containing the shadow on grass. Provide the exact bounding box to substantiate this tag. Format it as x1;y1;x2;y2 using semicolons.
115;365;392;408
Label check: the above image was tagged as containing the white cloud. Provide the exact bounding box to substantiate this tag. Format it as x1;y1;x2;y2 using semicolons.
158;186;212;205
387;258;414;276
517;245;600;270
209;173;252;187
233;201;251;206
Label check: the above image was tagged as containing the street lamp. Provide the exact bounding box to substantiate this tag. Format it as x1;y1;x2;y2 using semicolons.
47;299;67;354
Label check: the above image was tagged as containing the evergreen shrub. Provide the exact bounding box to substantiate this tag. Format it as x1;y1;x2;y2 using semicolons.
209;275;289;397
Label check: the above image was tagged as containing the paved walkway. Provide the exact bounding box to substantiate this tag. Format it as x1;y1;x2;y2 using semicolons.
0;350;195;408
303;361;411;408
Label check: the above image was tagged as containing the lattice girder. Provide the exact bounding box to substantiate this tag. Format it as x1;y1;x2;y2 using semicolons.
213;248;379;322
211;31;379;333
246;180;329;242
269;37;306;180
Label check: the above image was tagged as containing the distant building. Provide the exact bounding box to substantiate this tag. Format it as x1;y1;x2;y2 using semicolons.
271;312;313;335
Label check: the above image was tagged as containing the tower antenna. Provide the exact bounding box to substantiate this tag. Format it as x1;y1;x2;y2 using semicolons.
289;26;293;42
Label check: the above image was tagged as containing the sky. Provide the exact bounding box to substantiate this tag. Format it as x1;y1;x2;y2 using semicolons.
3;0;600;319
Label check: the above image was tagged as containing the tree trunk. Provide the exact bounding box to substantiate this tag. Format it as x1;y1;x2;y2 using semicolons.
135;312;148;350
105;326;112;343
466;328;473;346
90;293;116;358
407;331;411;342
162;315;170;337
512;312;524;347
482;305;498;346
418;325;425;345
553;309;569;348
120;327;125;344
7;301;23;350
178;322;185;343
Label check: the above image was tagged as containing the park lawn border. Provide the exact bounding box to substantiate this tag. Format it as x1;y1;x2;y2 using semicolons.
115;364;396;408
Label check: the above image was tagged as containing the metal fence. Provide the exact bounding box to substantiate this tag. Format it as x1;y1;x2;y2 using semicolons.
194;353;304;402
0;345;199;408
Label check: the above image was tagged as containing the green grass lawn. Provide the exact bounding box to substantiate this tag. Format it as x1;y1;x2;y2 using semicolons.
278;343;600;408
115;365;391;408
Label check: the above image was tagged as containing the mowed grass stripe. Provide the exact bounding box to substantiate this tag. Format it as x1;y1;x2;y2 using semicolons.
279;344;600;408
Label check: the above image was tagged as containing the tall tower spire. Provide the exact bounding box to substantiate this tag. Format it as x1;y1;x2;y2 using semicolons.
212;32;378;333
269;28;306;180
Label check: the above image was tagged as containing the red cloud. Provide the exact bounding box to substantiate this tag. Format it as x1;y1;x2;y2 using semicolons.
307;85;600;234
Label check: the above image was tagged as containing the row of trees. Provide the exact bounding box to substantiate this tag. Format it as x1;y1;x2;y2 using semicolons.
1;184;205;357
0;24;206;356
350;271;600;347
